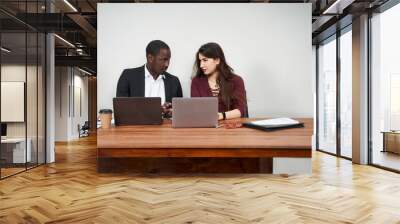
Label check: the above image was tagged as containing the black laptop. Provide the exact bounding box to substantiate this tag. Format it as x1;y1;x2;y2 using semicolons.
113;97;162;125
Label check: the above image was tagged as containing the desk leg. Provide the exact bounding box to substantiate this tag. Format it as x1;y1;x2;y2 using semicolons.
382;132;386;152
259;158;273;173
273;157;312;174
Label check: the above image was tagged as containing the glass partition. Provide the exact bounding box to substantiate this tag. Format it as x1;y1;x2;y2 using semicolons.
371;3;400;171
318;36;337;155
1;31;28;177
0;1;46;179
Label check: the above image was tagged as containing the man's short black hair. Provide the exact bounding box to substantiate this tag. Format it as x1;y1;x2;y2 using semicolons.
146;40;170;56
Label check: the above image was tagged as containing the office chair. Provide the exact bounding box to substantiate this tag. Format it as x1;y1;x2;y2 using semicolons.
78;121;90;138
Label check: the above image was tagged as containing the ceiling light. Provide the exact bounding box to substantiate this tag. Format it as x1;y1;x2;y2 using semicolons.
1;47;11;53
78;67;92;76
63;0;78;12
322;0;355;15
54;34;75;48
323;0;343;14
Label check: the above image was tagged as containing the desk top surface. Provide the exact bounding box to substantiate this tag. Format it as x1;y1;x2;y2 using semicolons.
97;118;313;149
381;131;400;134
1;138;27;143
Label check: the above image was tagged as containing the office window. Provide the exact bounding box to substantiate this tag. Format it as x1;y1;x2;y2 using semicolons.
340;28;352;158
371;3;400;171
318;36;337;154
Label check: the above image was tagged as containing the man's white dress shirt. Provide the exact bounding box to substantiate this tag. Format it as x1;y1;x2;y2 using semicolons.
144;64;165;105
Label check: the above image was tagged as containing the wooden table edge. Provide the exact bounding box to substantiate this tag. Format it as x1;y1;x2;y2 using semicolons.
97;147;312;158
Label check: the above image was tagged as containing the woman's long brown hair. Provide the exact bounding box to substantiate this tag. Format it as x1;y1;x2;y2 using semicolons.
194;42;235;110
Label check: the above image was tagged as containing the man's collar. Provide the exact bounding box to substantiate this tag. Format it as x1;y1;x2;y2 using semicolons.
145;64;165;80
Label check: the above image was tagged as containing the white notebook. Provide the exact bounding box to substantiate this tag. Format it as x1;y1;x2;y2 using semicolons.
243;117;303;131
250;118;300;126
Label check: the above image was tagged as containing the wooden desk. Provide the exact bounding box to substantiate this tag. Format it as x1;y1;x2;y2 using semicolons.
97;118;313;174
1;138;32;165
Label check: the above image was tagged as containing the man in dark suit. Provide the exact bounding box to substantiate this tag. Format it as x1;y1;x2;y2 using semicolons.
116;40;183;115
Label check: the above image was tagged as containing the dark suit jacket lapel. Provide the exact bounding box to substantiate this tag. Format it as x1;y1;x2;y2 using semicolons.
136;65;145;97
163;75;172;103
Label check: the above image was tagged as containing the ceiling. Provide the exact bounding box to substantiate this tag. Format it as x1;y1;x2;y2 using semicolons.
0;0;390;75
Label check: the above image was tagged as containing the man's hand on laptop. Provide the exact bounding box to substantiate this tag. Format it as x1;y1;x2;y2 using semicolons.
161;102;173;118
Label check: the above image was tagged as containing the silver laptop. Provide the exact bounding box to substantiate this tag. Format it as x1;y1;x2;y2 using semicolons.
172;97;218;128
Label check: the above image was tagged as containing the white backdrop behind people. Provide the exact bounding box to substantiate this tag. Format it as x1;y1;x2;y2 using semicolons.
97;3;312;117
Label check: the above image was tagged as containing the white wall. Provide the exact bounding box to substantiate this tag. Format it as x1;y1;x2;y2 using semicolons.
55;67;69;141
98;3;313;118
72;73;89;138
55;67;89;141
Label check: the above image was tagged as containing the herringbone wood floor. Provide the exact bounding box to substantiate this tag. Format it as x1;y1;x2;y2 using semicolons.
1;135;400;223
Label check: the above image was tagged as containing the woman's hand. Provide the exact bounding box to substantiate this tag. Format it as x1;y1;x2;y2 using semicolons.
218;112;223;120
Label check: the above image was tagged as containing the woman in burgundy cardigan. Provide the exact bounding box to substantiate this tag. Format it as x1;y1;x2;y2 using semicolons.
191;42;247;120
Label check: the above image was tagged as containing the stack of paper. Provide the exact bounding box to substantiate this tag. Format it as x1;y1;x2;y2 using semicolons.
243;117;303;131
251;118;300;126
